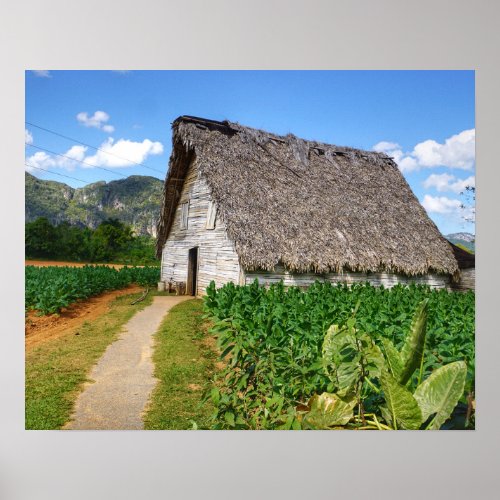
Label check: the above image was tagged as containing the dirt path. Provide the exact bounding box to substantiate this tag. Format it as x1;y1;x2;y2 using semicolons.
64;295;192;430
25;260;131;269
25;285;143;350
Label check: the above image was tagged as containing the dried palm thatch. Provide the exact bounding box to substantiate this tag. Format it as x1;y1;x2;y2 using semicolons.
157;116;459;278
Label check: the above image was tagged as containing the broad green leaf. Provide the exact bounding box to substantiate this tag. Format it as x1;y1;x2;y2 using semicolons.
210;387;220;405
399;299;429;385
380;370;422;430
322;324;341;373
322;324;385;397
381;338;403;380
359;334;385;379
335;358;362;397
322;324;361;395
302;393;356;429
224;411;235;427
414;361;467;430
379;405;393;428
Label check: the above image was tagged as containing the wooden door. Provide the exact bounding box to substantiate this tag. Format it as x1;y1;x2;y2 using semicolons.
187;247;198;296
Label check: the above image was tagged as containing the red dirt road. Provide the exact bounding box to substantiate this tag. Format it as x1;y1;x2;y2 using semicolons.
25;285;143;350
25;260;128;269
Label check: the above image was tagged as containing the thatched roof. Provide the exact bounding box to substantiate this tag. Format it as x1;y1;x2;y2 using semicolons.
157;116;459;277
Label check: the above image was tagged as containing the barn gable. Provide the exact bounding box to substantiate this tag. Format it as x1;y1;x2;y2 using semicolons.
159;156;242;293
157;116;459;290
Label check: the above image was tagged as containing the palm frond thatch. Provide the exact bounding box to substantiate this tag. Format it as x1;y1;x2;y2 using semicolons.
157;116;459;277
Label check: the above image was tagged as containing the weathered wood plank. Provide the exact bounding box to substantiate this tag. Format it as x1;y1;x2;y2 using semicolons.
160;159;242;294
449;268;475;291
245;266;450;289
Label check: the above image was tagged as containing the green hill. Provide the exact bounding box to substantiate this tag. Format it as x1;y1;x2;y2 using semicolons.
25;172;163;236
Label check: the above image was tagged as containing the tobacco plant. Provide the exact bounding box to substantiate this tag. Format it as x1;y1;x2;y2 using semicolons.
25;265;160;314
301;299;468;430
204;280;474;430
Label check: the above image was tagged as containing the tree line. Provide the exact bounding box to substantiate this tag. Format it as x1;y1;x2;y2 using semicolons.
25;217;158;265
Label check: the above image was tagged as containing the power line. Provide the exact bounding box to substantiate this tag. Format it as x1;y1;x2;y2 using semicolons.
26;143;128;179
25;121;166;175
25;163;87;184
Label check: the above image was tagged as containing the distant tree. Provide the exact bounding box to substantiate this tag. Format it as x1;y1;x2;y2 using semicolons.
117;235;157;265
90;218;134;262
25;217;57;258
54;222;92;261
460;185;475;224
25;217;157;264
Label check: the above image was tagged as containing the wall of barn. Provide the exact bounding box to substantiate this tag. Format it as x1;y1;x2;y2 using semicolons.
160;160;242;294
245;266;451;289
450;268;475;292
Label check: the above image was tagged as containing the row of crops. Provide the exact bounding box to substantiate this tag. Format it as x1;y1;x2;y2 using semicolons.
204;280;475;430
25;265;160;315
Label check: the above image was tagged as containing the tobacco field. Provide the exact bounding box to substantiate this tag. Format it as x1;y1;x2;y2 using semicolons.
204;280;475;430
25;265;160;315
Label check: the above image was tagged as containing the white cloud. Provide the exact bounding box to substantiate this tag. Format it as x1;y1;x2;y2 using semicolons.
25;151;56;173
373;141;400;152
421;195;462;214
423;173;475;194
413;129;475;169
26;145;88;172
421;194;475;224
373;129;475;173
25;129;33;145
32;70;51;78
56;145;88;170
77;110;115;133
26;136;164;173
84;138;163;168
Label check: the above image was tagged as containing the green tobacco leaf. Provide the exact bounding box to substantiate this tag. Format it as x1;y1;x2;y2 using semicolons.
379;405;393;428
322;324;361;396
224;411;235;427
380;370;422;430
302;393;356;429
399;299;429;385
322;324;385;397
322;324;341;373
413;361;467;430
382;338;403;380
359;333;385;379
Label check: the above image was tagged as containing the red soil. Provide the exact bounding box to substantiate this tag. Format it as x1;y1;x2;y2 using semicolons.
25;260;128;269
25;285;143;351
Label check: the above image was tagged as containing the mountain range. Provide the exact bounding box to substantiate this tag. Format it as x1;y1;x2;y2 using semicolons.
446;232;475;253
25;172;163;236
25;173;476;250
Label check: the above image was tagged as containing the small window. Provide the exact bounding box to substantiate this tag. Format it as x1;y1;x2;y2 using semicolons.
180;201;189;230
206;200;217;230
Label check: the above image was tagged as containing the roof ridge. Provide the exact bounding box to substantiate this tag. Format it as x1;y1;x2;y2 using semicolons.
173;115;393;160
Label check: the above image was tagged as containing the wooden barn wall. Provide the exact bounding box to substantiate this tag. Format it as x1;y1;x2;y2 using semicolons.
450;268;475;292
160;161;242;294
245;266;450;289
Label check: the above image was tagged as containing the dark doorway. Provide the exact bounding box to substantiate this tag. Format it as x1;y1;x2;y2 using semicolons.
187;247;198;296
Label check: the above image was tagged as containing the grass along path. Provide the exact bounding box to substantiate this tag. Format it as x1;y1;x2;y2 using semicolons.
144;299;218;430
25;290;155;430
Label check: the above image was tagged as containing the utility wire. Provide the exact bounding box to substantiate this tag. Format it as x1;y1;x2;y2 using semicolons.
26;143;128;178
25;121;166;175
25;163;87;184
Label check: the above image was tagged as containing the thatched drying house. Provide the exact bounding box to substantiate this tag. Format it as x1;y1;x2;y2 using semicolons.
156;116;461;296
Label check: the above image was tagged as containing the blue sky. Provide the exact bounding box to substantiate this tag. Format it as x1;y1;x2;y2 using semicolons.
25;70;475;235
